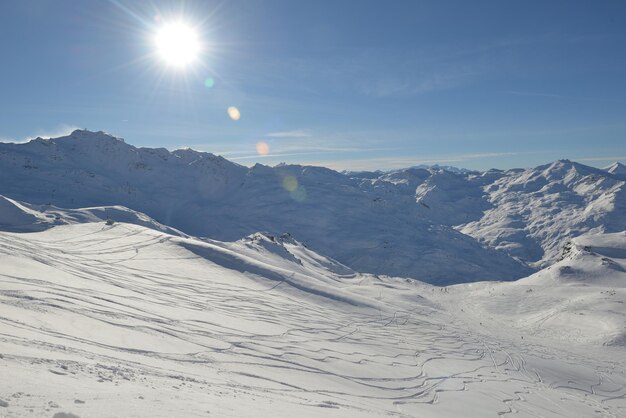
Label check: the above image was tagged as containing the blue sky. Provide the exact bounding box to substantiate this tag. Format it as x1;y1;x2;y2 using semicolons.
1;0;625;170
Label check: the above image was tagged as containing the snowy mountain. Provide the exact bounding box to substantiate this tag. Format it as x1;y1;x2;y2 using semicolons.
0;211;624;417
459;160;626;267
0;130;529;285
0;130;624;284
605;161;626;177
361;159;626;269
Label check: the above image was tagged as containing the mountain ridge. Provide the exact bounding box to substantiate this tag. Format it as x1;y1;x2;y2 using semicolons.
1;129;624;284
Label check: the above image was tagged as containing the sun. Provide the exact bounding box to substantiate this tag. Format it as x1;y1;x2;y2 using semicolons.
154;22;201;68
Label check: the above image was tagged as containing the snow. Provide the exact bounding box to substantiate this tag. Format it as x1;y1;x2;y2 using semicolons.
1;131;622;283
444;160;625;267
0;130;532;285
605;162;626;177
0;195;185;236
0;131;625;416
434;231;626;347
356;158;626;271
0;219;624;417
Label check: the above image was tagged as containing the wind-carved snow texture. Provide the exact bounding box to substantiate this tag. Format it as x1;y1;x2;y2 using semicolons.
0;218;624;417
0;131;624;415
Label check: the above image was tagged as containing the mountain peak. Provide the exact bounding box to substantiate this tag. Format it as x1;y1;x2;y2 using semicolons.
546;159;573;170
172;147;223;163
605;161;626;176
536;159;603;179
65;129;125;143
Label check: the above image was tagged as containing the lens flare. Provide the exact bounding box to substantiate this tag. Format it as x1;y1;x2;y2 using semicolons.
227;106;241;121
282;175;298;192
291;186;307;202
204;78;215;88
256;141;269;155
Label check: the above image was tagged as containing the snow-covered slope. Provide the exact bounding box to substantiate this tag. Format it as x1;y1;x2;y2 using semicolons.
0;130;623;283
435;231;626;349
1;219;624;417
605;162;626;177
0;194;185;236
361;159;626;268
0;130;530;285
460;160;626;267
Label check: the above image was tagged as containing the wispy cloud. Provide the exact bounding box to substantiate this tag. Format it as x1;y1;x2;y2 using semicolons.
231;151;338;160
0;124;80;144
28;124;81;140
229;146;399;161
265;129;312;138
242;38;519;100
210;130;400;159
0;135;29;144
507;91;567;99
576;156;626;162
308;152;522;171
506;91;626;103
356;65;481;98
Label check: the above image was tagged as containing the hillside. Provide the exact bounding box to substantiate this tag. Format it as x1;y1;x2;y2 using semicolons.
0;216;624;417
0;130;530;285
434;231;626;347
0;130;624;284
358;160;626;268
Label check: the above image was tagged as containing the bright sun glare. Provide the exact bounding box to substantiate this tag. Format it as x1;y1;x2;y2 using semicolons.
154;22;200;68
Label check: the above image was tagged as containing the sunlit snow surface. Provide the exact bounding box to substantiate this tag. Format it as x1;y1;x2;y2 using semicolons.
1;214;625;416
0;131;625;416
2;131;625;284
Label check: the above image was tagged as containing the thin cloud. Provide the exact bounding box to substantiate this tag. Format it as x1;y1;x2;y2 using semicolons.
358;66;482;98
0;136;29;144
507;91;626;103
231;151;333;160
0;124;80;144
229;146;398;161
576;156;626;162
267;144;399;153
213;132;400;159
309;152;522;171
507;91;567;99
29;124;81;141
265;129;312;138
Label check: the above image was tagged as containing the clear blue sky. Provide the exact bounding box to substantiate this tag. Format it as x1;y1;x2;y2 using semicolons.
1;0;625;170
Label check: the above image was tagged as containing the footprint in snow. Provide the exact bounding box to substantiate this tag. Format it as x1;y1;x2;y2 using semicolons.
316;401;340;409
53;413;81;418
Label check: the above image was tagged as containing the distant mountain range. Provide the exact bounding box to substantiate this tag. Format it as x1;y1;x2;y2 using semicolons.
1;129;624;284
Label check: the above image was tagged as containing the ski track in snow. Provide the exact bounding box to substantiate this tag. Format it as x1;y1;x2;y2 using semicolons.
1;223;625;417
